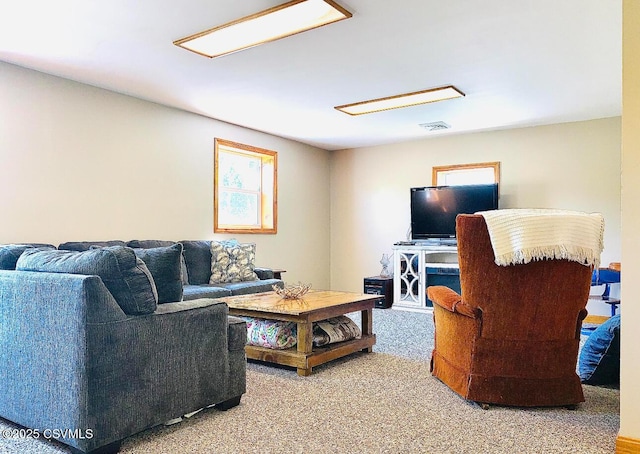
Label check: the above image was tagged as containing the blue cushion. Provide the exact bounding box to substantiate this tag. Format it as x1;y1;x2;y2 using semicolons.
182;285;232;301
134;244;183;303
128;239;189;285
217;279;283;296
579;314;620;385
180;239;239;285
127;239;175;249
0;244;55;270
180;240;213;285
16;246;158;315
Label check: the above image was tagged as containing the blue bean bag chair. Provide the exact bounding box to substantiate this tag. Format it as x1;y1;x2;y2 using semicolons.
579;314;620;386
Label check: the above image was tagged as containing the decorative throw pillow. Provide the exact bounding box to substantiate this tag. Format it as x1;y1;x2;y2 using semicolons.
240;316;362;350
242;317;297;350
312;316;362;347
134;244;184;303
16;246;158;315
209;241;259;284
579;314;620;386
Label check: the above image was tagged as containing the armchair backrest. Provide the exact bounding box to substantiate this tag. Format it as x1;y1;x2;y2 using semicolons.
456;214;592;341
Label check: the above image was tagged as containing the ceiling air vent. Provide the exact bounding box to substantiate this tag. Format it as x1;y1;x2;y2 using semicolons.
419;121;451;132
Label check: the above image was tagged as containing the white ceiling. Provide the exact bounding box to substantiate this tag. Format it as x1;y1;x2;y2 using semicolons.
0;0;622;151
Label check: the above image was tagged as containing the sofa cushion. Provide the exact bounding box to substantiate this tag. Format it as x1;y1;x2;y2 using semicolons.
16;246;158;315
134;244;184;303
216;278;283;296
579;314;620;386
182;285;233;301
58;240;127;251
180;240;214;285
127;239;173;249
0;244;55;270
180;239;239;284
210;241;259;284
128;239;189;285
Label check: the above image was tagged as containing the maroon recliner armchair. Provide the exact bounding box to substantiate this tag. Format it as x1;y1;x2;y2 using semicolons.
427;214;593;407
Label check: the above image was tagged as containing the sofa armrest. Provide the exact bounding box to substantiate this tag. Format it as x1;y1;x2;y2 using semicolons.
254;267;274;280
0;271;125;452
87;298;238;447
427;285;481;319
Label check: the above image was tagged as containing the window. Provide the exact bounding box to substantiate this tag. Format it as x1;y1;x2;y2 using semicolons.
214;139;277;234
432;161;500;186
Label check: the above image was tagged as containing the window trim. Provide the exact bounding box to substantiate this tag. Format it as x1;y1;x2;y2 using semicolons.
214;138;278;234
432;161;501;186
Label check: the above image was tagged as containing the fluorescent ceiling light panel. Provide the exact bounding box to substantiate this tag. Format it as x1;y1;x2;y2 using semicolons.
174;0;352;58
335;86;465;116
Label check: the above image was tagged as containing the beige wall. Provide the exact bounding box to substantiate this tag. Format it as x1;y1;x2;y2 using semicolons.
330;118;621;316
620;0;639;444
0;61;331;288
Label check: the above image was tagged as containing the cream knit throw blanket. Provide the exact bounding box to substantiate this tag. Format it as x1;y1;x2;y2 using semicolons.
478;209;604;267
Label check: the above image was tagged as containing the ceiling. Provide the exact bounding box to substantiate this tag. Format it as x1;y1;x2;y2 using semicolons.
0;0;622;151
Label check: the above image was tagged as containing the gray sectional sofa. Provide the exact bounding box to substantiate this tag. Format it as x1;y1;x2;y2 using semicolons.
57;239;284;300
0;239;283;453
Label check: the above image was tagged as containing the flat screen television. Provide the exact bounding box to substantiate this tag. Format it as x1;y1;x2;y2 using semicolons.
410;183;499;241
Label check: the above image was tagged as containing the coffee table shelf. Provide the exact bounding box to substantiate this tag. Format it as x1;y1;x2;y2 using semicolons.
218;290;378;376
242;334;376;372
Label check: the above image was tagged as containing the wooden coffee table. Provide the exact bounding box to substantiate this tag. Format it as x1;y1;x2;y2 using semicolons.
218;290;377;376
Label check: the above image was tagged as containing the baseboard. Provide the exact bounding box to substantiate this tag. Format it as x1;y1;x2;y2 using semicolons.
584;314;610;324
617;435;640;453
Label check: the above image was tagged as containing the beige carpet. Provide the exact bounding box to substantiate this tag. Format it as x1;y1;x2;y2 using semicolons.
121;355;619;454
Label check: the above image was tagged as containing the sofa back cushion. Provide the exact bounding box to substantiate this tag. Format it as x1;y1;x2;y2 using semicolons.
58;240;127;251
16;246;158;315
180;239;242;284
127;240;174;249
133;244;184;303
179;240;214;285
0;244;55;270
128;240;189;285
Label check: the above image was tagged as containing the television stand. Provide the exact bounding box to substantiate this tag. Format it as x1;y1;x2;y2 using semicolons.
414;238;457;247
392;243;459;312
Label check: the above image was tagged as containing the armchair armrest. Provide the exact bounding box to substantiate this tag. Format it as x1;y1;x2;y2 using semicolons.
427;285;481;319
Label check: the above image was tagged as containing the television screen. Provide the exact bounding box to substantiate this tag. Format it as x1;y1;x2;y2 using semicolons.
410;184;499;240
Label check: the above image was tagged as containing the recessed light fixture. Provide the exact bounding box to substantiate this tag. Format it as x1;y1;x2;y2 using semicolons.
174;0;352;59
335;85;465;116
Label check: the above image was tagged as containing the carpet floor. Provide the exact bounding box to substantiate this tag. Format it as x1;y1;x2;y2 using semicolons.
0;309;620;454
